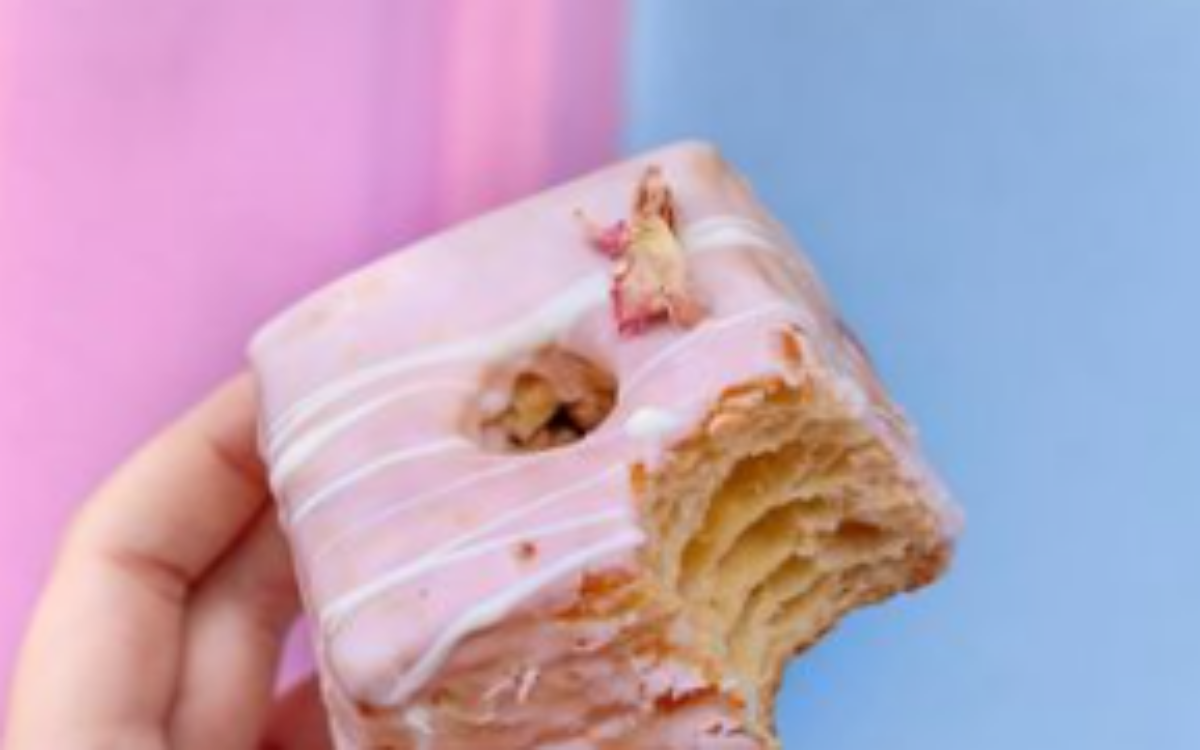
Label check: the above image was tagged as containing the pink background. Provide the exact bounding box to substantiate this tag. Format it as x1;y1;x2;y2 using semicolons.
0;0;624;717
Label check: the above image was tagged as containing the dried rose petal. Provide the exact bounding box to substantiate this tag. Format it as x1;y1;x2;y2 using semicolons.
612;215;705;336
593;220;631;259
632;165;678;231
575;210;630;259
579;166;704;336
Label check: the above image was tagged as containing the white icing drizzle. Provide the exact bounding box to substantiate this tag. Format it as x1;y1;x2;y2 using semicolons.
682;215;782;254
274;225;802;533
624;407;684;441
621;300;804;397
402;704;434;750
514;666;539;704
261;215;825;710
269;378;475;483
311;428;630;565
266;272;609;443
287;438;470;525
293;304;796;542
326;509;630;636
281;301;797;521
304;303;805;567
266;215;787;449
379;530;644;706
321;466;626;632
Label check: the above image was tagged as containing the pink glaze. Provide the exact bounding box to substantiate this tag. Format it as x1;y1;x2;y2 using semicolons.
250;142;957;747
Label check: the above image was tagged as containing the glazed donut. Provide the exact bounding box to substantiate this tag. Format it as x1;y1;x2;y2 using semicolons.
250;142;960;749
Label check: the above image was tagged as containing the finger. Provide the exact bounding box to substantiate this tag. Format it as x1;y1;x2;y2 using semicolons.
169;508;300;750
263;675;335;750
70;371;268;583
6;374;268;749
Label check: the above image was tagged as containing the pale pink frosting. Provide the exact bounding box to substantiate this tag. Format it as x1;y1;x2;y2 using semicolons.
249;142;956;747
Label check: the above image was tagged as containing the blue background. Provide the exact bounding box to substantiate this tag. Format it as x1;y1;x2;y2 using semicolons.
628;2;1200;748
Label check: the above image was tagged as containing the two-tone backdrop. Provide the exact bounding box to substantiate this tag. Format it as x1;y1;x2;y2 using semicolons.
3;2;1198;747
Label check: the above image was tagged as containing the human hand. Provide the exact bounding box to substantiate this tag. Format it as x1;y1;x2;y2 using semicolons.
5;375;332;750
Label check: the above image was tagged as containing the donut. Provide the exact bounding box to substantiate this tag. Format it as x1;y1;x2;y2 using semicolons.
249;142;961;749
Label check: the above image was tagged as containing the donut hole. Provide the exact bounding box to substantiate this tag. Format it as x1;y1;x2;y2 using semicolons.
470;346;617;453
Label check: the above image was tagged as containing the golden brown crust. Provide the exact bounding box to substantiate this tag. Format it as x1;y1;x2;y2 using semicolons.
629;365;953;743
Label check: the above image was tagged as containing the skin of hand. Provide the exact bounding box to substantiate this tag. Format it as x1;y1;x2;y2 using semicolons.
5;374;332;750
